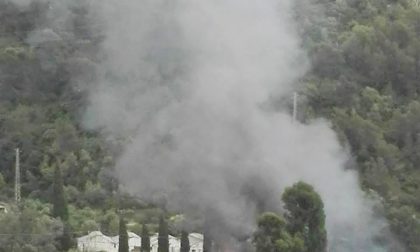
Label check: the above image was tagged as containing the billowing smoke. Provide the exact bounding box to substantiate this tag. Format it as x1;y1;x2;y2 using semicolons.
20;0;398;250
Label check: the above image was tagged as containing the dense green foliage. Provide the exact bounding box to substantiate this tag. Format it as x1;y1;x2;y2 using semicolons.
0;200;61;252
52;159;74;251
118;217;129;252
0;1;159;250
254;182;325;252
52;163;68;221
295;0;420;250
254;212;306;252
57;224;75;252
282;182;326;252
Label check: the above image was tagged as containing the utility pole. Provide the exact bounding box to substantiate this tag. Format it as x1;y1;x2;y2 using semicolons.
15;148;21;204
292;92;298;123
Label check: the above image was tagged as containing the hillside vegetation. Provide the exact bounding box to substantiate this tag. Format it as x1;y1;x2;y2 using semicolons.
0;0;419;251
298;0;420;250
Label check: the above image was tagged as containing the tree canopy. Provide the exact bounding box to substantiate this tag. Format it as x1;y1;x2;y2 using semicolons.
282;182;326;252
254;181;325;252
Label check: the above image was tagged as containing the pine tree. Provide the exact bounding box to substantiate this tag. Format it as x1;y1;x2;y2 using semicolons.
180;231;190;252
141;223;151;252
158;216;169;252
282;181;327;252
119;217;129;252
254;212;305;252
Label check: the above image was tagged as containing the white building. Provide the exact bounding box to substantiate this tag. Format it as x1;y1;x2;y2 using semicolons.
188;233;204;252
77;231;117;252
128;232;142;251
77;231;203;252
149;233;204;252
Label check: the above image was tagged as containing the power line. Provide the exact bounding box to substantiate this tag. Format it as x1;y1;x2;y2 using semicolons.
292;92;298;123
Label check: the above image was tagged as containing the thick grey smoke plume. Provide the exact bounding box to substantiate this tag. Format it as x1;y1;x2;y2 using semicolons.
79;0;399;251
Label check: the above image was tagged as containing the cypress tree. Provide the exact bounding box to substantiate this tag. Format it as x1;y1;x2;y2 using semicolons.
141;223;151;252
57;224;75;252
180;231;190;252
52;164;68;221
158;216;169;252
203;226;212;252
119;217;129;252
52;162;74;251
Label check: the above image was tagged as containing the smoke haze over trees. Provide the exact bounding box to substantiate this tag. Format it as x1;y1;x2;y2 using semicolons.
82;1;399;251
0;0;419;251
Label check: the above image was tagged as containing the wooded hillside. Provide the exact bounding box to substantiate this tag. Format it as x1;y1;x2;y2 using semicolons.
0;0;419;251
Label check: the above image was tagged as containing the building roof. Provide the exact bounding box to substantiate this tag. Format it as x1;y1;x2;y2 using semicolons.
77;231;115;244
189;233;203;240
128;232;141;239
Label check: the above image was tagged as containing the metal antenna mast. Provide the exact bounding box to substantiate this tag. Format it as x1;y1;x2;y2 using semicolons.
15;148;21;204
292;92;298;123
